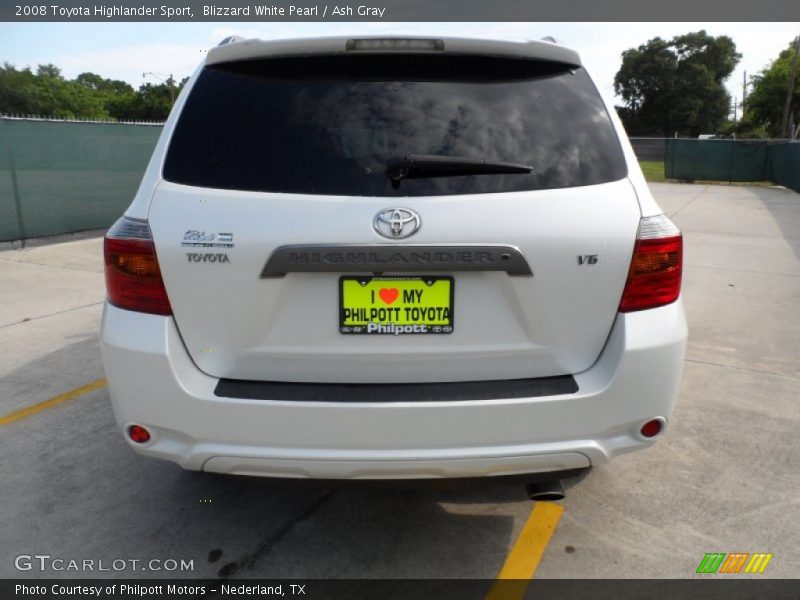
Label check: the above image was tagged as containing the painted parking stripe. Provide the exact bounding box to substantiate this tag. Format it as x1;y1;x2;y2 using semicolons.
0;378;106;426
485;501;565;600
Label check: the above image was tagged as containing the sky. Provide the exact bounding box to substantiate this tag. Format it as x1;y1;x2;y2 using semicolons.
1;22;798;110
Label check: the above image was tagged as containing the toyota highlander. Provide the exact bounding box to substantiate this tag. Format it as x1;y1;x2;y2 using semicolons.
100;35;687;480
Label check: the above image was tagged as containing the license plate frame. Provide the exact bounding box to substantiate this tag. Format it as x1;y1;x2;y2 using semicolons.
339;275;454;335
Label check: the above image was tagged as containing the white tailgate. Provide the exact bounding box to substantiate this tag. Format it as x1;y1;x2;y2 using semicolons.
148;178;640;383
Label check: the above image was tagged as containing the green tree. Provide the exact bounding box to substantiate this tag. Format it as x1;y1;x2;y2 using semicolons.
123;82;175;120
614;30;741;137
743;39;800;138
715;118;771;139
0;63;39;114
75;72;137;119
0;63;107;118
0;62;187;121
76;72;133;96
36;63;62;79
29;73;108;118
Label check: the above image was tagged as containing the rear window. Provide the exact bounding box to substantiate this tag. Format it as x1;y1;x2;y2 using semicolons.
163;54;627;196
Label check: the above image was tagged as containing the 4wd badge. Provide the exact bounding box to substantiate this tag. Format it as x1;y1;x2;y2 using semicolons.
181;230;234;248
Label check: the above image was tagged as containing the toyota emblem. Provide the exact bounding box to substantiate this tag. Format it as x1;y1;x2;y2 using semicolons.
373;208;421;240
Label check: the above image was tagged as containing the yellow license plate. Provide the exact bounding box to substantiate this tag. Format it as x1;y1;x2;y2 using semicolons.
339;276;454;335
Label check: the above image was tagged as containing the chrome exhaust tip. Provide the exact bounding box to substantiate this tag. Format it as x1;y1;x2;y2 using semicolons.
525;479;565;502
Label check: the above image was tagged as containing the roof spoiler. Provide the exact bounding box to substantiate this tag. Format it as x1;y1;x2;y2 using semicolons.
206;36;581;68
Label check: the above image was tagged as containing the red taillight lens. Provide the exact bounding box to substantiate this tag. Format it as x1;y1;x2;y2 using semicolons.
619;215;683;312
104;217;172;315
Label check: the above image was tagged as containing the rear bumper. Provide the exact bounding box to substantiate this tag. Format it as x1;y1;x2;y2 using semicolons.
100;300;687;479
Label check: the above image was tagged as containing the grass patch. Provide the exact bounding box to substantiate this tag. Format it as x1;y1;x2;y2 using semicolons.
638;161;667;182
637;160;775;187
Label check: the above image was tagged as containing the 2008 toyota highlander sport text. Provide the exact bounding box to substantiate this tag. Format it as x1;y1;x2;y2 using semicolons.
100;35;687;480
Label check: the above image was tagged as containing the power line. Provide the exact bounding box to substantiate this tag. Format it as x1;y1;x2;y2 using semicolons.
142;71;175;106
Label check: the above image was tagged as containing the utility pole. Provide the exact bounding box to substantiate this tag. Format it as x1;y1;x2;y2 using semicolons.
780;36;800;138
742;70;747;118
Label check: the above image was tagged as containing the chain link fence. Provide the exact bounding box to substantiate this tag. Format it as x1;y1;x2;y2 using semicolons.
629;138;668;162
0;117;162;242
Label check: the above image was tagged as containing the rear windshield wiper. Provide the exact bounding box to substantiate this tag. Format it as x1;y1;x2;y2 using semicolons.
386;154;533;187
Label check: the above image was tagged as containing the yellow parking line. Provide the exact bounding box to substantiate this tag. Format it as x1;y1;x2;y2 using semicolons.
485;501;565;600
0;378;107;426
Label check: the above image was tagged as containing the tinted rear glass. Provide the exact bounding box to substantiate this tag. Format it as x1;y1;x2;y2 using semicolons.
163;55;627;196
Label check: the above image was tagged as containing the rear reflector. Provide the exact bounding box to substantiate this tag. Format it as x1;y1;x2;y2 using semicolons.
640;419;663;438
104;217;172;315
619;215;682;312
128;424;151;444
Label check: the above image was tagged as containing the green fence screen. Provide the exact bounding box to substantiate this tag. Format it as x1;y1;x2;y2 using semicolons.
2;123;799;243
0;118;161;242
665;138;800;193
767;143;800;193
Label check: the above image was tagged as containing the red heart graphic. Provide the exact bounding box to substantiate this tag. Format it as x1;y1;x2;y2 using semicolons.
378;288;399;305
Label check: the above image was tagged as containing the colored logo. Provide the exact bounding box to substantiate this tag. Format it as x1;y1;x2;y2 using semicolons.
696;552;773;574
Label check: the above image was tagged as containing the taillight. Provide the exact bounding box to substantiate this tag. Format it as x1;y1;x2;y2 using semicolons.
104;217;172;315
619;215;682;312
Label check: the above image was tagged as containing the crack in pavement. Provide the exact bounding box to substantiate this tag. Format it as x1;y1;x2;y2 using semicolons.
685;357;800;382
215;490;335;579
0;301;104;329
667;185;708;220
0;255;103;275
683;262;800;279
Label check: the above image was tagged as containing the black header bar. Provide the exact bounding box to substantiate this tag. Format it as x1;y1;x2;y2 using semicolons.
2;0;799;21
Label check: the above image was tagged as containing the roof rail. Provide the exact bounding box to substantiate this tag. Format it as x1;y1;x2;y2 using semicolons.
540;36;559;43
218;35;245;47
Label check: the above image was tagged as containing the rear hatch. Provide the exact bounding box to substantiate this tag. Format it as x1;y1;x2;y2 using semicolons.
148;47;640;383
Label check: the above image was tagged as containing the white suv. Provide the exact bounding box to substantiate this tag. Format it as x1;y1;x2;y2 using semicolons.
101;36;687;480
